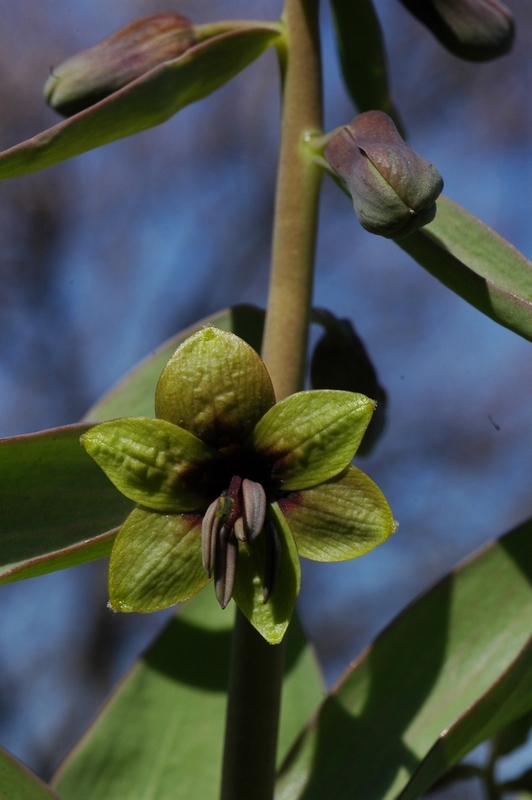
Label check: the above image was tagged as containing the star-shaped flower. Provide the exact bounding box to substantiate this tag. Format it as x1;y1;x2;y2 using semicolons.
81;327;395;643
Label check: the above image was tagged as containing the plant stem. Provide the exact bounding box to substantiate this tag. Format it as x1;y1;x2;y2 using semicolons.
220;608;287;800
262;0;323;401
220;2;323;799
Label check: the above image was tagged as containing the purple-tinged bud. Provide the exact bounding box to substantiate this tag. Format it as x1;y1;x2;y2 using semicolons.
325;111;443;239
45;13;196;117
397;0;514;62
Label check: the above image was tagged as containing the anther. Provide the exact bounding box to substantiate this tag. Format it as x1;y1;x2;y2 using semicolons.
201;497;221;578
201;495;234;578
241;478;267;543
214;526;238;609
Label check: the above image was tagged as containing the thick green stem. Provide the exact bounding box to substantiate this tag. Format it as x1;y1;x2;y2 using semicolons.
220;608;286;800
262;0;323;401
220;2;323;799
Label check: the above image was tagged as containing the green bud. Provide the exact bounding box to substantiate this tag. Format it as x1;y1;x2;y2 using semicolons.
325;111;443;239
45;13;196;117
397;0;514;62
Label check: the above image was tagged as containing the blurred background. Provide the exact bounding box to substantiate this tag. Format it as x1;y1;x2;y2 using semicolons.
0;0;531;795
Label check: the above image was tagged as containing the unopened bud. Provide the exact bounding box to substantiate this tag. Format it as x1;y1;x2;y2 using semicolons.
325;111;443;239
45;13;196;117
397;0;514;62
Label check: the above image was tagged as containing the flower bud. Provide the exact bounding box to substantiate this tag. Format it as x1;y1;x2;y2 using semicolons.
325;111;443;239
397;0;514;61
45;13;196;117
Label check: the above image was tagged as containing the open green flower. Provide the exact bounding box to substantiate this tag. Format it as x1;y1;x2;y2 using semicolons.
81;327;395;643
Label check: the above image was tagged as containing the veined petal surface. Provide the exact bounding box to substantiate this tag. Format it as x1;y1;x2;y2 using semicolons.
252;390;374;491
109;507;207;612
155;328;275;447
82;417;220;512
232;503;301;644
279;465;395;561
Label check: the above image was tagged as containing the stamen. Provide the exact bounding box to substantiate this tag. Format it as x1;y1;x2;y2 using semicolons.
214;526;238;609
201;497;221;578
241;478;267;543
201;495;233;578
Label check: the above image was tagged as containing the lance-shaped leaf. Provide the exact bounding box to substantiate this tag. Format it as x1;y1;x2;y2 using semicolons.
0;748;61;800
491;709;532;759
52;589;323;800
0;24;280;180
398;195;532;342
0;424;133;584
398;635;532;800
329;0;403;132
275;516;532;800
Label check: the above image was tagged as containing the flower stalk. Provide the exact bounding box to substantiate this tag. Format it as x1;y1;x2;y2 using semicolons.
261;0;323;401
221;0;323;797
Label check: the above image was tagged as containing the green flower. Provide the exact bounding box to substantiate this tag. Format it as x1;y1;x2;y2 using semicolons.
81;327;395;644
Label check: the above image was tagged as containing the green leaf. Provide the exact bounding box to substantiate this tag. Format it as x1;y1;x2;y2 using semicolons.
398;195;532;342
52;589;323;800
84;305;265;422
397;635;532;800
81;418;221;512
156;327;275;447
279;465;395;561
0;748;60;800
275;517;532;800
491;709;532;758
0;26;280;180
428;197;532;301
329;0;403;132
0;424;133;584
232;503;301;645
109;507;208;612
252;390;374;491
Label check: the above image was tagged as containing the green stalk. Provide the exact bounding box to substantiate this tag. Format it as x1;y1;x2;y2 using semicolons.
262;0;323;401
220;1;323;799
220;608;287;800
